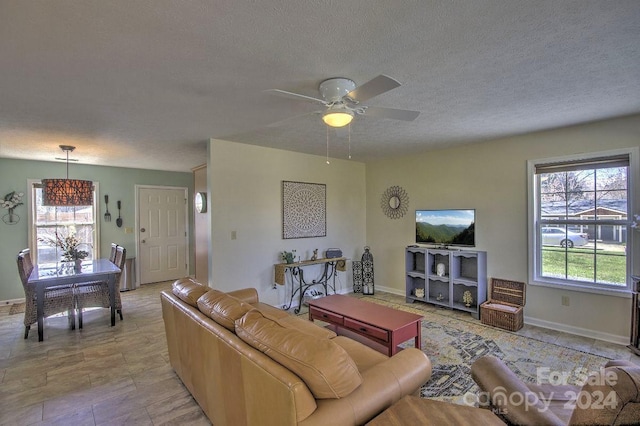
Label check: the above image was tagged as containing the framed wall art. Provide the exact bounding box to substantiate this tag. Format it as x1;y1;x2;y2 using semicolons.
282;181;326;239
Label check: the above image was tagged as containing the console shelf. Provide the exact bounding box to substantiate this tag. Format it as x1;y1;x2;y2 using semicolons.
405;247;487;319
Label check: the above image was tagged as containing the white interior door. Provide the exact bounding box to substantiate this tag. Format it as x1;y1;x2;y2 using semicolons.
137;186;188;284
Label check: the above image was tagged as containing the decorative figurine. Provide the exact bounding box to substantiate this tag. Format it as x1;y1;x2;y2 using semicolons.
310;249;318;261
463;290;473;307
415;288;425;298
437;292;444;301
436;263;446;277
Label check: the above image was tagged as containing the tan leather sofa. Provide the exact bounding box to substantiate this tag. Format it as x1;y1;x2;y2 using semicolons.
471;355;640;425
161;278;432;426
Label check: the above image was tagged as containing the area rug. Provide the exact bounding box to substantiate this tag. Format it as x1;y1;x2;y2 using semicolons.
296;293;611;404
9;302;25;315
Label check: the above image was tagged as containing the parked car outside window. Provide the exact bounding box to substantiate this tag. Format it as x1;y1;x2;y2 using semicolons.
541;227;588;248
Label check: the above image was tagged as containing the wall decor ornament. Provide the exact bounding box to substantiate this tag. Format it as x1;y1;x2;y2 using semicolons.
282;181;326;239
380;185;409;219
2;191;24;225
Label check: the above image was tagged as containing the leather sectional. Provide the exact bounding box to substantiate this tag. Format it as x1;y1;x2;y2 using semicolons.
161;278;432;425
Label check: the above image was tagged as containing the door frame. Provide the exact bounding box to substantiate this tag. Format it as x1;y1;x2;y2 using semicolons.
135;184;190;285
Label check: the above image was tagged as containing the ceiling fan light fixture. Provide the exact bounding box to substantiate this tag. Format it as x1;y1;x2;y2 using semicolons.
42;145;94;206
322;109;354;128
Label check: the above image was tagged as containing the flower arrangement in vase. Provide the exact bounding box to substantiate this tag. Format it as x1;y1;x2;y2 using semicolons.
38;227;90;270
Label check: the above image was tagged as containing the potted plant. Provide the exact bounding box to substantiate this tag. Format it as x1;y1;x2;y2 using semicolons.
281;249;296;264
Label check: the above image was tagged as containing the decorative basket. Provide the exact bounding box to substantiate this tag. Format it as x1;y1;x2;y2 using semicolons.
480;278;526;331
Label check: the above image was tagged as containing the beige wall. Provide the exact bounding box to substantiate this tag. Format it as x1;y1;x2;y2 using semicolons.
365;114;640;344
208;139;366;307
192;164;209;283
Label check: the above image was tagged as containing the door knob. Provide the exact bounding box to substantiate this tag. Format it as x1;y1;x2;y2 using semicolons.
142;239;146;244
141;228;146;232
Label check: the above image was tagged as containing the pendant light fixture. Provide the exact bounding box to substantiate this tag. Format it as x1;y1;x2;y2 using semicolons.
42;145;93;206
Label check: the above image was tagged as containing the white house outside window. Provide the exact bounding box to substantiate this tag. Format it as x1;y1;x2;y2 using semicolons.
29;180;100;265
528;150;635;294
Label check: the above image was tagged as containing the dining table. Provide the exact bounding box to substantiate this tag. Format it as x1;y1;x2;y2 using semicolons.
28;258;121;341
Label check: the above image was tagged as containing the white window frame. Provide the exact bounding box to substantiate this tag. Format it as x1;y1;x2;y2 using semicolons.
27;179;101;265
527;148;638;297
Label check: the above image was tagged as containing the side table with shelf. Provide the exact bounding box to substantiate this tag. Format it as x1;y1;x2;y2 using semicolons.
406;246;487;319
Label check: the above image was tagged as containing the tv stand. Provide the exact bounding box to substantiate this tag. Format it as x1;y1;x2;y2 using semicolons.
405;246;487;319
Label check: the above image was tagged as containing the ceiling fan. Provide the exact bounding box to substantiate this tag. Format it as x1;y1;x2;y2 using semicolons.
265;75;420;128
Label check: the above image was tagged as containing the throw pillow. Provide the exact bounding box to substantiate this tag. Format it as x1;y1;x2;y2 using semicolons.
172;278;209;307
197;289;253;331
236;309;362;399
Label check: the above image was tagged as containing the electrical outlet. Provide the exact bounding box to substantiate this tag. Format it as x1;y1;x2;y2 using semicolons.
561;295;570;306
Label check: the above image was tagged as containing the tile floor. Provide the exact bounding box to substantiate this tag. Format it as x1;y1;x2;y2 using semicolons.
0;281;210;426
1;282;638;425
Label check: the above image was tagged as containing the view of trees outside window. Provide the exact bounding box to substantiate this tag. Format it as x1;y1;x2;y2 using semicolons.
537;164;628;287
32;185;97;264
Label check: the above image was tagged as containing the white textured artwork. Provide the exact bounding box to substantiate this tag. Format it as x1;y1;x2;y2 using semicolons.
282;181;326;239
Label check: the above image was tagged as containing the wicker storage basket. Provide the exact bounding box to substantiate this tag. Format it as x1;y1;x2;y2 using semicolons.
480;278;526;331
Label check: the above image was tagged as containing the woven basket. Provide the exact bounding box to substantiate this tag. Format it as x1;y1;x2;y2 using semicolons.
480;278;525;331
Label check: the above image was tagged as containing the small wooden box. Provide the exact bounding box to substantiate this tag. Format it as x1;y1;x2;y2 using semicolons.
480;278;526;331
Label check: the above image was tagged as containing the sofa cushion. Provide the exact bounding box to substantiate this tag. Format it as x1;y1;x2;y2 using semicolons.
264;314;337;340
197;289;253;331
172;278;209;307
236;309;362;399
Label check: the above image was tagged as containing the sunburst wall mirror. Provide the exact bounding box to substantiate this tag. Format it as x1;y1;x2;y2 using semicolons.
380;186;409;219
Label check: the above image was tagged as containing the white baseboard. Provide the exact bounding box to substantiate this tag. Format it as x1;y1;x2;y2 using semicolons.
524;316;628;346
1;297;26;305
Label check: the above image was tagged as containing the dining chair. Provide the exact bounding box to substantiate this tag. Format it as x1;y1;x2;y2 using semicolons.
109;243;118;263
17;249;76;339
75;246;126;328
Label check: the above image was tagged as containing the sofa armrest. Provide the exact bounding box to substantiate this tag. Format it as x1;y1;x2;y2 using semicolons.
227;288;259;304
471;356;565;426
299;348;432;426
604;359;637;368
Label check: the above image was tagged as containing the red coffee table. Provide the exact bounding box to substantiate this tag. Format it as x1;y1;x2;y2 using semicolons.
308;294;423;356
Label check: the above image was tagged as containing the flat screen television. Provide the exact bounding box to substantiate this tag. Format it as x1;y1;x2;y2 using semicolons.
415;209;475;247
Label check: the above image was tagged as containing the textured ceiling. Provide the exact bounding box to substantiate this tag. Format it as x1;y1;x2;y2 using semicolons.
0;1;639;172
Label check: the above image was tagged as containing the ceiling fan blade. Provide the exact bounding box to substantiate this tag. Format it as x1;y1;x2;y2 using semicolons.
346;75;401;103
264;89;327;105
363;106;420;121
266;110;321;128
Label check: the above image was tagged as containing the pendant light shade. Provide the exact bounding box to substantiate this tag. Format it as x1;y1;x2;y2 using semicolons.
42;145;94;206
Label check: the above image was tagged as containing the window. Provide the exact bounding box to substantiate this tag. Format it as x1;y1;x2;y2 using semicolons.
528;149;635;294
28;180;100;265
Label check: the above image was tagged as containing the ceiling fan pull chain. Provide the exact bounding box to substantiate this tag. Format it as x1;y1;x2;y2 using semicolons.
348;124;352;160
326;126;330;165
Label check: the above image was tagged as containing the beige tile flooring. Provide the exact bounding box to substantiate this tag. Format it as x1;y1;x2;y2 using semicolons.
1;282;638;425
0;281;211;426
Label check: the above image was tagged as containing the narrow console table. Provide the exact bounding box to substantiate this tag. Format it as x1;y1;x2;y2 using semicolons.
274;257;346;313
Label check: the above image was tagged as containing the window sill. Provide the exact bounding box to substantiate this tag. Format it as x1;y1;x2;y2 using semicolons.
530;279;631;298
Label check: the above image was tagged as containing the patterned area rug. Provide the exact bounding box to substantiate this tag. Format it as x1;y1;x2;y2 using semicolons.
297;292;611;404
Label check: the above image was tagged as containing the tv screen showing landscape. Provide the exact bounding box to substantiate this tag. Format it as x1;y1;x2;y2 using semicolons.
415;209;475;246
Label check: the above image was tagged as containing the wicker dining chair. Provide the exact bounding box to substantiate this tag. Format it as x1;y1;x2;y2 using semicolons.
17;249;76;339
75;246;125;328
109;243;118;263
